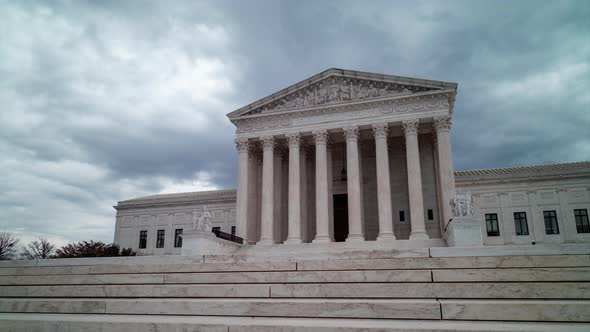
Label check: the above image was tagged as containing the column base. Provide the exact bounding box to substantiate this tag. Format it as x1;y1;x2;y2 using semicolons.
409;232;429;240
345;234;365;242
312;235;332;244
257;239;276;245
376;233;396;242
284;238;303;245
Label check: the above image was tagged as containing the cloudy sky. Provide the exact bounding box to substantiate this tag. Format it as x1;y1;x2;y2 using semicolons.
1;0;588;246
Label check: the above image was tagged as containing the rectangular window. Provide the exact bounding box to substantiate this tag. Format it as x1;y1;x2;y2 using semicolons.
427;209;434;220
139;230;147;249
399;210;405;222
543;210;560;235
574;209;590;233
513;212;529;236
174;229;183;248
156;229;165;248
231;226;236;236
485;213;500;236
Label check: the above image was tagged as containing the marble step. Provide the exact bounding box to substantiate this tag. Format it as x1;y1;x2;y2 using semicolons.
0;284;271;298
270;282;590;299
4;266;588;286
297;255;590;271
441;299;590;322
0;298;441;319
2;314;590;332
3;282;588;299
1;255;587;277
0;261;297;276
0;269;432;285
433;267;590;282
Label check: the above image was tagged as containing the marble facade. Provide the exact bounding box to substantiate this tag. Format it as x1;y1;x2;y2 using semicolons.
113;69;590;254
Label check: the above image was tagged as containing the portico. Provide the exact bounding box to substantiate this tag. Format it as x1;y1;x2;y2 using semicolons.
228;68;458;246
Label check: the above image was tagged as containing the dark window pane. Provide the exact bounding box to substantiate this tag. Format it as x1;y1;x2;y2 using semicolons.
427;209;434;220
174;229;183;248
231;226;236;236
575;209;590;233
156;229;165;248
139;230;147;249
485;213;500;236
513;212;529;236
543;210;559;235
399;211;405;222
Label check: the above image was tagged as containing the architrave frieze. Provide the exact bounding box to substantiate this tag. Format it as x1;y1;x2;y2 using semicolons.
234;90;454;138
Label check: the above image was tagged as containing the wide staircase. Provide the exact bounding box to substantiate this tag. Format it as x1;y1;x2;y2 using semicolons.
0;249;589;331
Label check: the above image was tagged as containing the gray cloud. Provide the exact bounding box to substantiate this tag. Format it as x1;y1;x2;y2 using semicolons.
1;0;588;245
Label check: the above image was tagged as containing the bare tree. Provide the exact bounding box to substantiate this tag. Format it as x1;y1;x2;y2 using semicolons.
0;232;19;260
21;238;56;260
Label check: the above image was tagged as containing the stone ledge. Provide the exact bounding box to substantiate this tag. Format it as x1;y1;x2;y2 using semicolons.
1;314;589;332
0;298;441;319
441;299;590;322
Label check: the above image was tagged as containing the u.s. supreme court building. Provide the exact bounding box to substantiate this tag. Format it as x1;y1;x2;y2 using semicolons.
113;68;590;255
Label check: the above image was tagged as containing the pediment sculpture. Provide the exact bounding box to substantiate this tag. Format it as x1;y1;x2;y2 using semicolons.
255;76;435;114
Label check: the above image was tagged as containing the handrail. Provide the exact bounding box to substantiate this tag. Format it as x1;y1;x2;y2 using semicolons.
211;229;244;244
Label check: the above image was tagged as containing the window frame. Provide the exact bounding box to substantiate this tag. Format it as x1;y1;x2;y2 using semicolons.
427;209;434;221
156;229;165;248
399;210;405;222
139;230;147;249
543;210;560;235
174;228;183;248
513;211;529;236
485;213;500;236
574;209;590;233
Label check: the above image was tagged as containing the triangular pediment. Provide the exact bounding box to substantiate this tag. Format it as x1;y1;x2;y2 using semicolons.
228;68;457;119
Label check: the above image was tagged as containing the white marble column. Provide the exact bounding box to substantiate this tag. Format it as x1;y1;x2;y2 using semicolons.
433;115;456;233
372;123;396;241
247;146;261;244
343;126;364;242
312;129;331;243
402;120;429;240
285;133;303;244
235;138;250;240
259;136;275;245
273;147;285;243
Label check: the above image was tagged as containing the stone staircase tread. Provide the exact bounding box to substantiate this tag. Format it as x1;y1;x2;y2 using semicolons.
1;313;590;331
3;282;589;299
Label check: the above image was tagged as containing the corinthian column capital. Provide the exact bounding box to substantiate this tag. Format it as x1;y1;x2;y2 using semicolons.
260;136;275;151
286;133;301;147
312;129;329;144
235;137;250;152
343;126;360;141
402;119;420;136
371;123;389;139
433;115;452;132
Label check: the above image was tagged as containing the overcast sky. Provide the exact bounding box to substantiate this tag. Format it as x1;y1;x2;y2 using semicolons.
1;0;589;246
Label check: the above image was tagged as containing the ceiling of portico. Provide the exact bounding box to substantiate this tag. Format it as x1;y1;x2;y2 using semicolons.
227;68;458;120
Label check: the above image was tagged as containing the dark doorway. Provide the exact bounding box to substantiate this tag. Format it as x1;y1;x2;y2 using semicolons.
333;194;349;242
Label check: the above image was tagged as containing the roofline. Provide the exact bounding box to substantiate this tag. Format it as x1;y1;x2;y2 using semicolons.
226;68;458;119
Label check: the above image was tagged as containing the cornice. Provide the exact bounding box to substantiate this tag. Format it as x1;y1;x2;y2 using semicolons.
234;90;454;136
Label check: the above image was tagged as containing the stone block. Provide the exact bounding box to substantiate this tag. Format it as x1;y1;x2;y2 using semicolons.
23;284;270;298
0;299;105;314
270;282;590;299
89;261;296;274
441;299;590;322
105;298;441;319
0;273;165;285
433;267;590;282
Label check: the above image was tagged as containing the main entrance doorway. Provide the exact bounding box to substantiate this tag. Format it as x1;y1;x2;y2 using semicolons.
333;194;349;242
